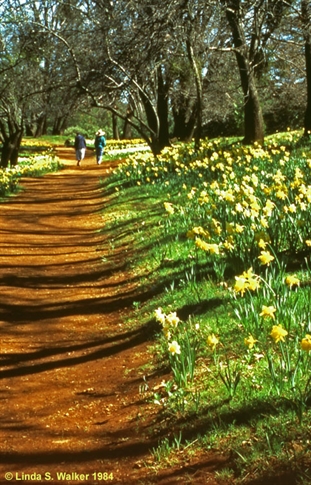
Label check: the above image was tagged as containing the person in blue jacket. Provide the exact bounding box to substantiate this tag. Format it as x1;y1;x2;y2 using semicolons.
94;130;106;165
74;132;87;166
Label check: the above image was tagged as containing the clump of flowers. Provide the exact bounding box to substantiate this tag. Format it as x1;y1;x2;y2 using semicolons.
154;307;201;390
234;267;260;296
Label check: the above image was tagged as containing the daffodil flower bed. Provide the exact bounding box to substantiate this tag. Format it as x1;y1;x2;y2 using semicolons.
112;131;311;273
106;138;146;150
0;151;62;197
105;130;311;480
111;131;311;417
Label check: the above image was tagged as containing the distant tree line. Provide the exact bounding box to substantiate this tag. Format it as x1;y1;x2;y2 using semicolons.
0;0;310;166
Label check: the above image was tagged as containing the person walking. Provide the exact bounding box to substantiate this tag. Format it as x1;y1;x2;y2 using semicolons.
74;132;87;166
94;130;106;165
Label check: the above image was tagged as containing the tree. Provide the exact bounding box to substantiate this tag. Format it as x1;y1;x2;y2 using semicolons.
0;5;27;166
223;0;294;144
301;0;311;135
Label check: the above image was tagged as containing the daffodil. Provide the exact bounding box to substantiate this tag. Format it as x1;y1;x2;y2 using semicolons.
195;238;210;251
301;334;311;351
164;202;174;214
285;274;300;288
234;276;248;296
166;312;180;328
244;335;258;349
235;224;245;234
154;307;166;325
260;305;276;319
288;203;296;213
168;340;181;355
270;324;288;343
195;239;220;254
207;243;221;255
258;238;267;249
258;250;274;266
247;277;260;291
242;267;255;279
207;334;219;350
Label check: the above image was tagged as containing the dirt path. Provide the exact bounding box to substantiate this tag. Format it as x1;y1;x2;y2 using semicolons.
0;149;224;485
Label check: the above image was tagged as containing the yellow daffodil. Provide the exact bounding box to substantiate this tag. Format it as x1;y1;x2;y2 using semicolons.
195;238;210;251
248;277;260;291
288;203;296;213
258;238;267;249
234;276;248;296
285;274;300;288
195;239;220;254
207;334;219;350
242;267;255;279
235;224;245;234
164;330;171;340
164;202;174;214
270;324;288;343
260;217;269;228
223;239;235;251
263;199;275;216
260;305;276;319
244;335;258;349
258;250;274;266
192;226;209;237
301;334;311;351
275;189;287;200
234;268;260;295
207;243;221;255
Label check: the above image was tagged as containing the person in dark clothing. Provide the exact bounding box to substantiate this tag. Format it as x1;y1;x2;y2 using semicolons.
94;130;106;165
74;133;87;166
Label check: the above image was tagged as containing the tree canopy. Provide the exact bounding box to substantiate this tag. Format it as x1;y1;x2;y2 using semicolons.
0;0;309;163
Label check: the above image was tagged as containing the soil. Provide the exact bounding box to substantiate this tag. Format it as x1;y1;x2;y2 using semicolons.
0;149;230;485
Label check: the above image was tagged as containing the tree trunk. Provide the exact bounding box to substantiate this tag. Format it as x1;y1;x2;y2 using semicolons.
0;123;23;168
138;71;171;155
186;39;203;150
302;1;311;136
157;66;171;149
112;110;120;139
35;113;47;137
226;1;264;145
237;53;264;144
172;104;197;141
303;42;311;135
52;116;68;135
122;106;133;139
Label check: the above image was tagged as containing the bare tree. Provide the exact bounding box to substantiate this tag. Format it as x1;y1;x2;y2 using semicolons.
301;0;311;135
223;0;294;144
